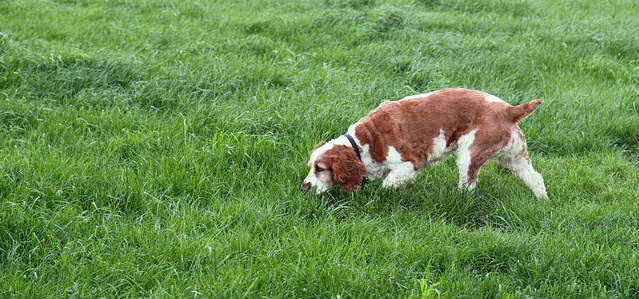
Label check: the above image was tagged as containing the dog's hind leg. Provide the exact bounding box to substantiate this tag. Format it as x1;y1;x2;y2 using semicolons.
496;129;548;199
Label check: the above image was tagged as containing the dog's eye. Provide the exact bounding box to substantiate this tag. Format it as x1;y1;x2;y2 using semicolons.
315;167;325;173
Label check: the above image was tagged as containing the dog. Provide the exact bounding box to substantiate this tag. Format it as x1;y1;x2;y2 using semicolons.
301;88;548;199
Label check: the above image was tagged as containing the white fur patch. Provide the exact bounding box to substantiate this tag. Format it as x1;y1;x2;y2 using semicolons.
427;128;452;165
303;169;332;194
386;146;403;163
381;146;417;188
507;157;547;199
402;92;434;100
483;92;506;103
455;129;477;190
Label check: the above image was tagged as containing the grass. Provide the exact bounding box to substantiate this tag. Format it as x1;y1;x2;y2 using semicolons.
0;0;637;297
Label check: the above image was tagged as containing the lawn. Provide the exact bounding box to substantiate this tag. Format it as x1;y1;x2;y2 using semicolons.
0;0;637;297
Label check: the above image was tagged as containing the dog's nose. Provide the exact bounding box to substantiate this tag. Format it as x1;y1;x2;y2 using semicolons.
301;182;311;192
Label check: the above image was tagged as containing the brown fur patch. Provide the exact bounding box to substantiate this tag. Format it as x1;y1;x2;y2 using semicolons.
323;145;367;191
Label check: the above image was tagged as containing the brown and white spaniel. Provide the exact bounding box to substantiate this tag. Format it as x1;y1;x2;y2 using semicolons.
301;88;548;199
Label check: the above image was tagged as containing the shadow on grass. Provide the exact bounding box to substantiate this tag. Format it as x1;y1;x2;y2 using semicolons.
299;175;504;230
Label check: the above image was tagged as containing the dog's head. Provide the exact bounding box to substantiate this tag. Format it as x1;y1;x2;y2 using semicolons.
301;140;366;194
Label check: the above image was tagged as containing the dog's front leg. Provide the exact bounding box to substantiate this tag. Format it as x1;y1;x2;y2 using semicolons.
381;161;417;188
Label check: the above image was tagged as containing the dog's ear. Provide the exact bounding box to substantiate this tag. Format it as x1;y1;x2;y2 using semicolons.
329;146;366;192
312;141;326;151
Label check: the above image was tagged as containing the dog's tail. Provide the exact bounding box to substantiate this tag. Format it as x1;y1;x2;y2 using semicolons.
507;99;543;123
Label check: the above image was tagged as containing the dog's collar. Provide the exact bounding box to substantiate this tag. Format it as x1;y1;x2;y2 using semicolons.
343;134;362;161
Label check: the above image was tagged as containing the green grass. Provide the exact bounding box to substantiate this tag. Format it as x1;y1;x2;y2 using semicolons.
0;0;637;297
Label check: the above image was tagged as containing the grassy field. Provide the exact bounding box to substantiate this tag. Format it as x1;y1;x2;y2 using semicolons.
1;0;638;297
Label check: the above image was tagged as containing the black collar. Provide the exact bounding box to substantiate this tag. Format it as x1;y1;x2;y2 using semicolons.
343;134;362;161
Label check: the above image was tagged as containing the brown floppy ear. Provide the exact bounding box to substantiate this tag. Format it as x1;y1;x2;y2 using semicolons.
312;141;326;151
329;146;367;192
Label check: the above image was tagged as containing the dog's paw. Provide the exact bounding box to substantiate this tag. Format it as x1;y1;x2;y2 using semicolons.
382;177;411;189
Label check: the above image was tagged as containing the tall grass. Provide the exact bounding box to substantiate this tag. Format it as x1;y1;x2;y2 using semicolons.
0;0;637;297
